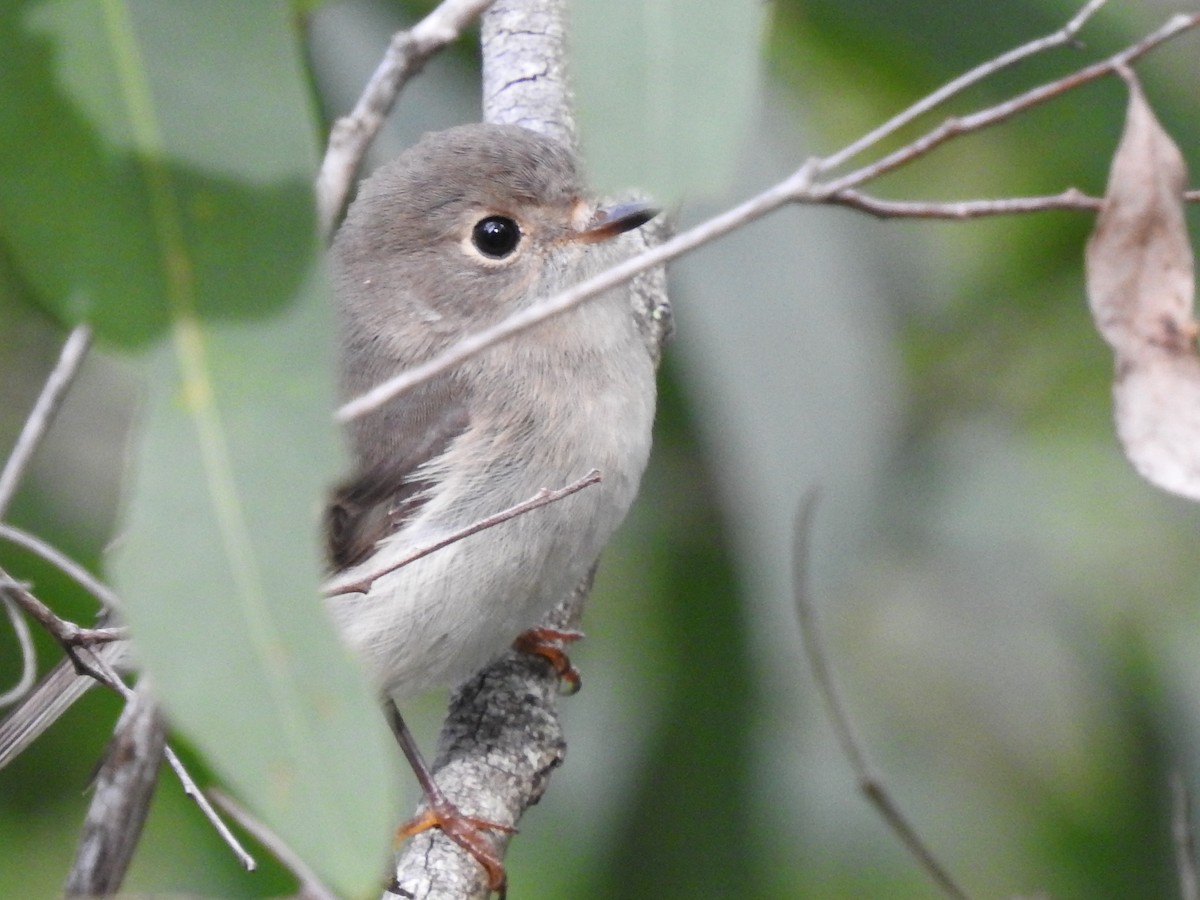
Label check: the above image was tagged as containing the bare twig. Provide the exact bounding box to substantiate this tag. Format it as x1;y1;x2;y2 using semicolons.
0;323;93;707
828;185;1200;231
64;682;166;897
821;11;1200;196
326;469;601;596
0;592;35;707
0;323;92;519
0;523;121;610
84;652;257;872
209;788;335;900
0;567;126;651
818;0;1110;173
791;493;972;900
1174;773;1200;900
160;751;255;871
336;8;1200;424
830;187;1103;219
316;0;499;238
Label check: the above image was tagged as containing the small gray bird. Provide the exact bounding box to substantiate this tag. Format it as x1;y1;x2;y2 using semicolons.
325;123;657;701
324;123;658;894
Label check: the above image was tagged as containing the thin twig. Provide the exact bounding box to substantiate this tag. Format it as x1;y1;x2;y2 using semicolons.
0;523;121;610
165;749;255;869
1174;773;1200;900
791;493;972;900
821;11;1200;196
316;0;499;238
0;324;92;519
209;789;334;900
85;652;257;872
336;8;1200;423
818;0;1110;174
326;469;601;596
0;324;93;706
830;187;1103;219
0;594;36;707
0;567;126;650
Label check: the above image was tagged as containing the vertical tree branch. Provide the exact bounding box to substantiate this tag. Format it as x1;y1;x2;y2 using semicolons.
390;2;670;896
63;683;166;898
480;0;576;150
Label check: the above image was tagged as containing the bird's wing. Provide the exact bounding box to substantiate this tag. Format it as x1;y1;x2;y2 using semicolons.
326;382;471;571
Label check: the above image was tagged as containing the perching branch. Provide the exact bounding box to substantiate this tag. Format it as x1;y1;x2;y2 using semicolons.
387;2;671;897
335;6;1200;423
315;0;499;238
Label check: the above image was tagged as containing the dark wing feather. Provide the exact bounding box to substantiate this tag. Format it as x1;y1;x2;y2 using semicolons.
326;388;469;571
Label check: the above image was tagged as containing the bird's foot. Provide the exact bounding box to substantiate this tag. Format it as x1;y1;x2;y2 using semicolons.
397;803;515;898
513;627;584;694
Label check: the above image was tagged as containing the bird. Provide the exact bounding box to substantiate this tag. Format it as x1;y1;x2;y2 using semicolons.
324;124;658;893
0;122;659;896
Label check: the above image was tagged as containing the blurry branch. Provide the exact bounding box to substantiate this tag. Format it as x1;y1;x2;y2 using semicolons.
336;5;1200;423
791;495;973;900
818;11;1200;195
0;585;34;706
315;0;498;238
87;651;258;873
0;324;255;881
210;788;336;900
0;324;92;705
0;524;120;610
834;189;1101;220
0;324;91;518
817;0;1110;173
64;682;166;897
326;469;600;596
0;568;125;654
1173;774;1200;900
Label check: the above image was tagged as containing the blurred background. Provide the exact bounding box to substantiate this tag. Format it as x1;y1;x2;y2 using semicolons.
3;0;1200;897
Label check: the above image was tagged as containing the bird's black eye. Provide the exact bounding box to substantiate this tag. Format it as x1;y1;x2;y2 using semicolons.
471;216;521;259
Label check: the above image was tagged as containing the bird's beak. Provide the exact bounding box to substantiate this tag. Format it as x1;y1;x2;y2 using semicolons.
576;201;659;243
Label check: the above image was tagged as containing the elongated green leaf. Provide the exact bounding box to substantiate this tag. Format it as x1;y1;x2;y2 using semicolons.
570;0;768;203
3;1;401;894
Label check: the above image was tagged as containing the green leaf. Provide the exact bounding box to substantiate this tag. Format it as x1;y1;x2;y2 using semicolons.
4;1;401;894
570;0;768;203
0;0;315;345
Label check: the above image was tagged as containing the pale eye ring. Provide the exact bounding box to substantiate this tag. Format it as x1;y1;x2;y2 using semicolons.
471;215;521;259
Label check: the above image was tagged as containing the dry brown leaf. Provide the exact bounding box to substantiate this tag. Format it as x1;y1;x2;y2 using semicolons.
1084;68;1200;500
